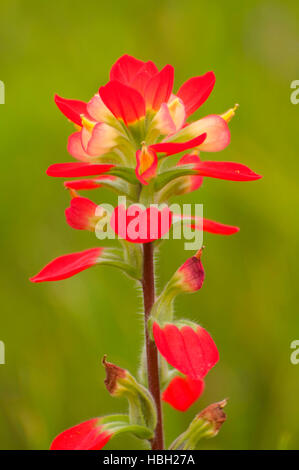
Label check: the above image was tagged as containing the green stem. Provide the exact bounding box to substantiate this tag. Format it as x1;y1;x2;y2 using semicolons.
142;242;164;450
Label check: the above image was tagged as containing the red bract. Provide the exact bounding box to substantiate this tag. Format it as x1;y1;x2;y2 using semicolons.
162;376;205;412
196;160;262;181
176;72;216;117
177;250;205;292
50;418;111;450
176;153;204;193
173;214;240;235
65;196;101;231
177;154;261;184
144;65;174;111
99;80;146;125
135;134;207;185
150;133;207;156
54;94;90;127
46;162;114;177
110;205;172;243
153;322;219;380
194;219;240;235
64;177;114;190
30;248;103;283
110;55;158;89
109;55;174;112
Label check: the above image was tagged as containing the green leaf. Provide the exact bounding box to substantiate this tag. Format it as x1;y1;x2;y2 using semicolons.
155;167;198;191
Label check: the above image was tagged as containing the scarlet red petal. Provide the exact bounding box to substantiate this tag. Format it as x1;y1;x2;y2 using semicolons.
46;162;114;177
99;81;146;125
30;248;103;283
177;72;216;117
153;322;219;380
54;94;88;127
65;197;98;231
64;177;113;190
150;133;207;156
110;205;172;243
177;153;203;192
191;219;240;235
50;418;111;450
110;55;153;84
162;376;205;411
197;161;262;181
144;65;174;110
130;61;159;95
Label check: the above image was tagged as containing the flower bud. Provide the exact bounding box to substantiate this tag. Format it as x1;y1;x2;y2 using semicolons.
102;356;157;431
135;144;158;185
149;249;205;323
221;103;239;123
176;248;205;292
197;399;227;437
169;399;227;450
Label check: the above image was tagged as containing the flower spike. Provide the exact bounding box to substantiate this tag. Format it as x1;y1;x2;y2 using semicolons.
32;55;262;450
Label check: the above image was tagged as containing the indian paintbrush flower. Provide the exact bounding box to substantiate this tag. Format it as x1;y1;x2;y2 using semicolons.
30;54;262;450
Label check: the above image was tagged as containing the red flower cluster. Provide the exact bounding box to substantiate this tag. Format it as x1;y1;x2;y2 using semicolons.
31;55;262;450
31;55;261;282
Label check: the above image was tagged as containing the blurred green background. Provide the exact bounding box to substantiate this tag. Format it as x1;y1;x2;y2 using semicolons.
0;0;299;450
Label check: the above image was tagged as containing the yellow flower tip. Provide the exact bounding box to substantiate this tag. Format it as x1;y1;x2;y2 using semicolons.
195;245;205;259
168;97;181;112
81;115;95;132
221;103;239;123
67;187;79;199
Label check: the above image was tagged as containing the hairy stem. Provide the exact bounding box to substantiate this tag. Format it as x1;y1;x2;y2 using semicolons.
142;242;164;450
